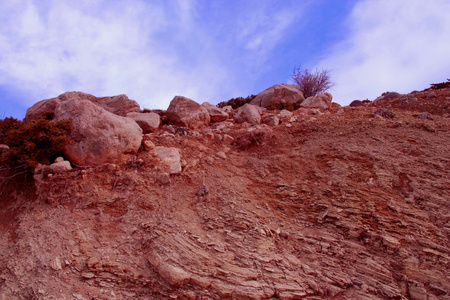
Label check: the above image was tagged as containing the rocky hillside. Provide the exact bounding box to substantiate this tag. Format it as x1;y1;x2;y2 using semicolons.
0;86;449;299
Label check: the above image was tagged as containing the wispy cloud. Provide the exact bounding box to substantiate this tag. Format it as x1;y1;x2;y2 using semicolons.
0;0;309;112
315;0;450;104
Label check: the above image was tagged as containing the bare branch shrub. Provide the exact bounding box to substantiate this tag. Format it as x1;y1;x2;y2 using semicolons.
291;67;334;98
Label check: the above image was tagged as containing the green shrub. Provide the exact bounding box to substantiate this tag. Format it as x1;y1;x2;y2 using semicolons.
217;95;256;109
429;79;450;90
264;101;298;111
0;114;72;171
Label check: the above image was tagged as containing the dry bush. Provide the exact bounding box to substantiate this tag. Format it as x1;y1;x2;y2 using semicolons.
291;67;334;98
0;115;72;172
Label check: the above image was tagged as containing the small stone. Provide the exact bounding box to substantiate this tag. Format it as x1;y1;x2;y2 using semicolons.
205;132;214;140
197;185;209;196
216;151;226;159
426;91;437;99
374;108;396;119
106;163;117;171
416;112;434;120
158;173;171;185
81;272;95;279
223;134;234;144
143;140;155;151
49;160;72;173
262;115;279;126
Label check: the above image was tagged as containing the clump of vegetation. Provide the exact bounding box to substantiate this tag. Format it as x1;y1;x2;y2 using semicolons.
217;95;256;109
291;67;334;98
264;101;298;111
429;79;450;90
0;113;72;173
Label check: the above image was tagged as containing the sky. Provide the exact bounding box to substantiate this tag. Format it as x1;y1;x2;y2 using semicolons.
0;0;449;120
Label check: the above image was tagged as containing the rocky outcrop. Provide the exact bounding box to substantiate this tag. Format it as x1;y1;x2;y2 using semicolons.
250;84;305;107
126;112;160;133
54;98;142;166
201;102;228;122
300;92;333;110
24;92;140;122
234;104;261;124
166;96;210;129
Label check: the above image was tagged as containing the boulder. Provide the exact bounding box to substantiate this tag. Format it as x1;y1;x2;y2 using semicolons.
154;147;182;174
25;92;140;122
24;97;63;123
426;92;437;99
166;96;210;129
234;104;261;124
262;115;279;126
279;109;293;122
54;98;143;166
250;84;305;108
126;112;160;133
373;92;402;104
201;102;228;122
93;94;141;116
349;100;364;107
300;93;333;110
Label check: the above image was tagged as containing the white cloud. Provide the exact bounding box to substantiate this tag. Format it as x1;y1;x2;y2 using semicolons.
0;0;311;111
315;0;450;105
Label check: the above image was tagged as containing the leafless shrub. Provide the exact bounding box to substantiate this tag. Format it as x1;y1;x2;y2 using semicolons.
291;67;334;98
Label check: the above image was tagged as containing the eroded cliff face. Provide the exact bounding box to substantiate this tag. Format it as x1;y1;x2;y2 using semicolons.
1;103;449;299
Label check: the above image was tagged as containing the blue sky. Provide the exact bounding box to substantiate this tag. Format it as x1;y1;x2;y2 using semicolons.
1;0;449;119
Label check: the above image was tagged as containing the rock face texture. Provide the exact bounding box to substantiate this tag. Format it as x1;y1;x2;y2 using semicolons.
25;92;140;122
250;84;305;107
166;96;210;129
234;103;261;124
24;92;143;166
126;112;160;133
201;102;228;122
1;86;449;300
54;99;143;166
92;94;141;116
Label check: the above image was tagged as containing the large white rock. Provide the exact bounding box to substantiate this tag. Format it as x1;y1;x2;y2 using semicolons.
300;93;333;110
250;84;305;107
49;160;72;173
126;112;160;133
166;96;210;129
201;102;228;122
54;98;143;166
25;92;140;122
234;104;261;124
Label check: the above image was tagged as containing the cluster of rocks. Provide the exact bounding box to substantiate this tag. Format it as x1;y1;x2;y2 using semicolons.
24;84;339;171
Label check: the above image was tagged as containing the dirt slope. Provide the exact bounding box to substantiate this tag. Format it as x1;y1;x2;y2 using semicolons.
0;94;449;299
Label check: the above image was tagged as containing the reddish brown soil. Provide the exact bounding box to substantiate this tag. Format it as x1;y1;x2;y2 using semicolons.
0;89;449;299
